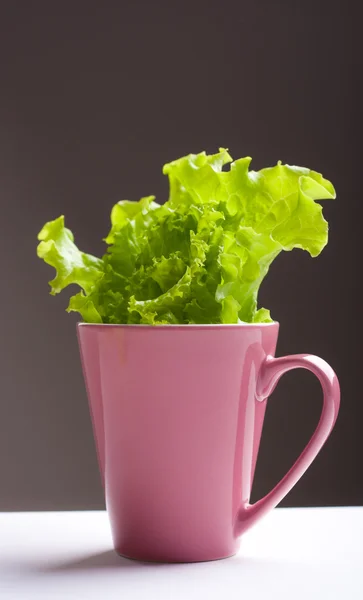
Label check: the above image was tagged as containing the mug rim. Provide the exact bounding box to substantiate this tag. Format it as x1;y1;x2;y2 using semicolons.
77;321;279;328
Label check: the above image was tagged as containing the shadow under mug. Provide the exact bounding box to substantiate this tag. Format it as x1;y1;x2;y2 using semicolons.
77;322;340;563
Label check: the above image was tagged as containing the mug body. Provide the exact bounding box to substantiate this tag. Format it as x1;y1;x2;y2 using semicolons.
77;323;279;562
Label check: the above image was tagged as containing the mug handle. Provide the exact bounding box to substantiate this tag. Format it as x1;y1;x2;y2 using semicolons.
234;353;340;537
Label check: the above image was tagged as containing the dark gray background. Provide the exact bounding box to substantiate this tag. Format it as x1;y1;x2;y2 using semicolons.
0;1;361;511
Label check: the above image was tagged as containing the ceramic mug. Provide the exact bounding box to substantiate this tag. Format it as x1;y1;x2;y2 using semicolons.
77;322;340;563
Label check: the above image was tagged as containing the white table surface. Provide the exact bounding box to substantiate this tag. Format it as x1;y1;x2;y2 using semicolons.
0;507;362;599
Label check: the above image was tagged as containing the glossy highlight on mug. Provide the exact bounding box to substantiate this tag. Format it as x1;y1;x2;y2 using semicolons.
77;323;340;563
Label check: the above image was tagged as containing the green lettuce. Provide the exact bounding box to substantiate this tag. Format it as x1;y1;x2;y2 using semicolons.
37;149;335;324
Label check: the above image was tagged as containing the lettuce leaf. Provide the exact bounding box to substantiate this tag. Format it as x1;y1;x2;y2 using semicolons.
37;149;335;324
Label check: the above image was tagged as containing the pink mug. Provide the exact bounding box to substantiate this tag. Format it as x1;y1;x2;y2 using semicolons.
77;322;340;563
